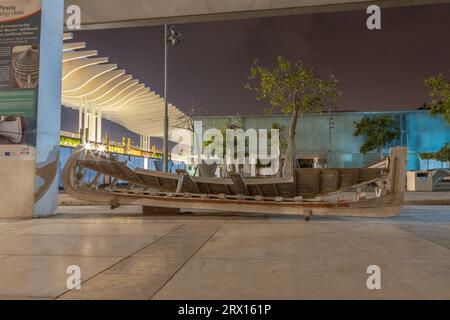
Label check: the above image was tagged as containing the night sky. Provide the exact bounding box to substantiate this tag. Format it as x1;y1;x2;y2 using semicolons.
75;3;450;116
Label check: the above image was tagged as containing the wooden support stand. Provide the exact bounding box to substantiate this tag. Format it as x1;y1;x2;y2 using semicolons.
142;206;181;216
303;209;312;222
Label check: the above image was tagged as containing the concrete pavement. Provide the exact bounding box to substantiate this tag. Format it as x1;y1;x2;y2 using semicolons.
404;192;450;205
0;205;448;300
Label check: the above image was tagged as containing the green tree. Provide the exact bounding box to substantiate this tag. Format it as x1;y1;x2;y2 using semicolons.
425;73;450;124
435;143;450;163
421;143;450;164
270;123;288;152
353;115;400;160
424;73;450;167
203;118;287;175
246;56;341;177
255;123;288;176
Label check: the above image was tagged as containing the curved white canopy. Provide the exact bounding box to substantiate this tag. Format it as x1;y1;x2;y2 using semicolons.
62;33;188;137
62;57;109;80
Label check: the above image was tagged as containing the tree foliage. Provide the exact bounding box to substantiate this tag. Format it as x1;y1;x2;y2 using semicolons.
434;143;450;163
246;55;341;176
246;56;341;115
420;143;450;163
202;118;286;175
202;118;286;160
202;117;243;157
424;73;450;164
270;123;288;152
353;115;400;158
425;73;450;124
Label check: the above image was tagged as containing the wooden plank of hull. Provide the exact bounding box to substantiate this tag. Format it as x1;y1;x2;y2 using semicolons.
246;177;297;198
77;159;144;186
367;158;389;169
229;173;250;196
295;168;388;197
78;156;388;198
135;168;180;191
176;169;200;194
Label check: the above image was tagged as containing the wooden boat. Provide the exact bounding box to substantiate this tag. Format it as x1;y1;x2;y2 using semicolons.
62;147;407;220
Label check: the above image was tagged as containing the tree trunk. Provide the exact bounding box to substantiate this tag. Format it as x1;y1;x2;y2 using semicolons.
377;148;383;161
282;109;299;177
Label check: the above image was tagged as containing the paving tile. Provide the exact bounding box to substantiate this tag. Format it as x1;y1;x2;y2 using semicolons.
390;206;450;223
376;259;450;299
415;236;450;250
214;221;414;239
5;221;181;237
105;256;186;276
352;237;450;262
0;234;159;257
196;235;368;260
152;257;432;300
0;255;120;298
59;273;166;300
137;236;210;258
197;228;450;263
56;205;142;216
0;203;449;300
0;296;52;300
0;220;41;234
47;216;182;225
398;224;450;236
168;224;223;238
397;225;450;249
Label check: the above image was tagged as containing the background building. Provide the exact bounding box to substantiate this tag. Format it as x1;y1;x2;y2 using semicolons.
196;110;449;171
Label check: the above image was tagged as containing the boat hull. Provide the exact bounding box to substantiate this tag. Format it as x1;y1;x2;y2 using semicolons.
62;147;408;219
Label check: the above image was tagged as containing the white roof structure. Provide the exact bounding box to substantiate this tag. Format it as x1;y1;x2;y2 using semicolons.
61;33;188;137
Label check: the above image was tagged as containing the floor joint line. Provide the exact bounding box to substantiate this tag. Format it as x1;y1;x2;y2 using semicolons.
54;223;186;300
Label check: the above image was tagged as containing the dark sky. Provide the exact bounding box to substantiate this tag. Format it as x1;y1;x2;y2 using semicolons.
77;3;450;116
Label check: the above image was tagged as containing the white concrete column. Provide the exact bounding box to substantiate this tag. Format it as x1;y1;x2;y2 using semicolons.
83;103;89;143
96;110;102;143
78;98;83;139
90;103;96;142
33;0;65;217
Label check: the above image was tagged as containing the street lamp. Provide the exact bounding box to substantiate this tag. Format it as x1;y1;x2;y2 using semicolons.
163;24;182;173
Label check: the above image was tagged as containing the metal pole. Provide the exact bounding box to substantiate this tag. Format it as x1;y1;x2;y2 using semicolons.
328;109;333;168
163;24;169;172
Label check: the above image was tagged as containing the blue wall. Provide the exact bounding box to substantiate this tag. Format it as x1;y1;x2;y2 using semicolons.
198;110;449;171
407;112;450;170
